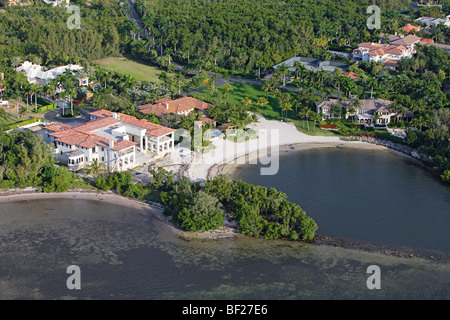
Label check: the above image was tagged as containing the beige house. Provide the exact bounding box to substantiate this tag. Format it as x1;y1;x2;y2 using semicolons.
315;98;412;126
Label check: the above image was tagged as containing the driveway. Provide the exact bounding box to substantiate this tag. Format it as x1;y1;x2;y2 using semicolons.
44;107;95;127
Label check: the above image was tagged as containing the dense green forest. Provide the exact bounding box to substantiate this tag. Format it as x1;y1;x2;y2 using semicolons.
0;0;135;67
0;129;81;191
152;168;318;240
134;0;412;73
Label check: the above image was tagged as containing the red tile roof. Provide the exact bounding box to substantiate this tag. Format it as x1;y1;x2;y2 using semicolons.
116;113;175;136
87;110;175;137
72;116;119;133
341;72;358;80
420;38;434;44
46;109;175;151
401;24;421;33
111;139;137;151
89;109;114;118
44;123;71;132
200;116;217;125
384;59;399;67
139;96;215;117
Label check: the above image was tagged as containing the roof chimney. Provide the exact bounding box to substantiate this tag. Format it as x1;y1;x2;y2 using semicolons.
163;102;169;110
112;112;118;119
109;139;115;149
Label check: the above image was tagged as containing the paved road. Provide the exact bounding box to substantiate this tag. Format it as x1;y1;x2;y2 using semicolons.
410;1;420;10
123;0;144;31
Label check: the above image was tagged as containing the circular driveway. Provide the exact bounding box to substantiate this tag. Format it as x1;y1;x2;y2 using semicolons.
44;107;96;127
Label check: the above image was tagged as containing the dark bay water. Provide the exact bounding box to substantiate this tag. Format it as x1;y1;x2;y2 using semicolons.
0;196;449;299
233;147;450;255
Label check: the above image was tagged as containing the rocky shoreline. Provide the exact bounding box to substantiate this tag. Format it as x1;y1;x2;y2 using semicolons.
340;135;436;168
311;234;448;262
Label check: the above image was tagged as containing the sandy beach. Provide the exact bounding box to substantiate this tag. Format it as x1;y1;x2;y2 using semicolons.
184;115;388;181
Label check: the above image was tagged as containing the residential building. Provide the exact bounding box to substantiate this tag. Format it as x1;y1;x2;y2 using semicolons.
138;96;215;118
315;98;412;126
6;0;32;5
16;61;83;87
353;34;421;69
400;24;421;34
340;72;358;80
44;110;175;172
415;16;450;28
41;0;69;6
272;56;350;74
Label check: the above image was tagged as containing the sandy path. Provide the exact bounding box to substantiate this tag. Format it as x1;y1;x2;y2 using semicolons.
183;115;386;182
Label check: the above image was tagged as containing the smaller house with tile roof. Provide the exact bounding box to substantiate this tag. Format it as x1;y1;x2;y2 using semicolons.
138;96;214;119
400;24;421;34
340;72;359;80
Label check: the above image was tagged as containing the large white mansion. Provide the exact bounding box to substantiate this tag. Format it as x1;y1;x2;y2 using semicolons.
44;109;175;172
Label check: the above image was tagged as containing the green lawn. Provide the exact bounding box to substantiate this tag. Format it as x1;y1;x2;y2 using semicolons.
197;82;336;136
0;113;41;130
93;57;168;84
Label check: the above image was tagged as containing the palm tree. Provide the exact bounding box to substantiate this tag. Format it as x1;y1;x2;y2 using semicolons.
348;105;357;122
411;115;426;131
298;107;308;129
261;80;272;99
0;108;7;123
11;56;22;68
29;83;39;112
174;72;185;95
278;92;292;121
23;85;32;111
305;109;314;131
317;69;327;87
311;111;321;132
275;63;290;87
293;61;306;81
255;96;268;116
282;101;293;122
221;83;233;102
373;111;381;126
240;97;252;111
64;86;77;116
87;159;103;178
330;103;342;119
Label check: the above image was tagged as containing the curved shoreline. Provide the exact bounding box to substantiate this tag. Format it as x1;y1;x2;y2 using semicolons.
0;189;240;241
197;140;449;262
206;140;423;181
0;189;447;262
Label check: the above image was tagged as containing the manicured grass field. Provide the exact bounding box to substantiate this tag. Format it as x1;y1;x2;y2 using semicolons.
197;82;337;136
93;57;167;83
